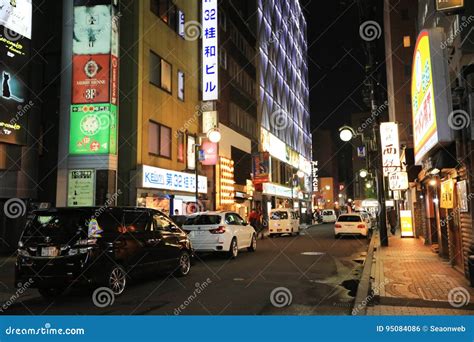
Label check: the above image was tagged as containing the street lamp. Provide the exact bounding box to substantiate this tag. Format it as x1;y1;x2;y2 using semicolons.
194;126;222;211
325;185;331;191
339;126;357;142
359;169;368;178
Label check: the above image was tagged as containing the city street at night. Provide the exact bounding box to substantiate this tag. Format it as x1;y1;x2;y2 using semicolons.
1;224;368;315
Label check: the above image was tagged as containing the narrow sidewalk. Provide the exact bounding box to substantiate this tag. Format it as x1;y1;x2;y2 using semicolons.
367;233;474;315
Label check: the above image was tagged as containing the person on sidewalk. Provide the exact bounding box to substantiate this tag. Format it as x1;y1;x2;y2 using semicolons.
387;207;398;235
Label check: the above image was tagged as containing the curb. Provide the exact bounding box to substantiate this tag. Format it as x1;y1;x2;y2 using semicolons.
352;230;378;316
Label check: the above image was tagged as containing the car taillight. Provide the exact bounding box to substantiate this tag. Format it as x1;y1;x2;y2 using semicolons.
357;224;366;229
210;226;226;234
335;224;342;228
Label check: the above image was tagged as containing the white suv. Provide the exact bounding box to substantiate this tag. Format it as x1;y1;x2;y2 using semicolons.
182;211;257;258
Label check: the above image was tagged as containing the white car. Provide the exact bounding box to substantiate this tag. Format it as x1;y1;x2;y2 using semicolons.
182;211;257;258
355;210;373;229
334;213;369;238
268;208;300;237
322;209;337;223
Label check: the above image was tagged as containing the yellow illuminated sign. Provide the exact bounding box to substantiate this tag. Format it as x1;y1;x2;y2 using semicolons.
400;210;414;237
436;0;464;11
440;179;455;209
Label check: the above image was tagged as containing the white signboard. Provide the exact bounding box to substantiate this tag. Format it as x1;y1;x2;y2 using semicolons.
73;5;112;55
312;161;319;192
0;0;32;39
262;183;293;199
389;171;409;191
202;111;218;134
380;122;401;176
68;170;95;207
142;165;207;194
202;0;218;101
187;135;196;170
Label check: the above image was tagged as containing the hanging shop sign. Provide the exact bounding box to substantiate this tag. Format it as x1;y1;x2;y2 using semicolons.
200;140;218;166
217;157;235;205
357;146;366;158
0;0;32;39
142;165;207;194
456;180;469;212
252;152;270;185
436;0;464;11
440;179;455;209
412;29;453;165
69;103;117;155
380;122;401;176
67;169;95;207
312;161;319;192
389;171;409;191
202;0;218;101
400;210;414;237
202;111;218;134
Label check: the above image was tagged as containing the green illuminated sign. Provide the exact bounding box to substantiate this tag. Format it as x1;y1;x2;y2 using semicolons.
69;103;117;155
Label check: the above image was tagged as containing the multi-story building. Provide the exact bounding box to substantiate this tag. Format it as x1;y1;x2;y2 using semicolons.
255;0;312;220
116;0;203;215
405;0;474;279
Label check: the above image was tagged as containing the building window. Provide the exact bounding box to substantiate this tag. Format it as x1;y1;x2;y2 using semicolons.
403;35;411;48
178;70;185;101
149;121;172;158
150;51;172;93
219;48;227;69
150;0;183;35
177;131;185;163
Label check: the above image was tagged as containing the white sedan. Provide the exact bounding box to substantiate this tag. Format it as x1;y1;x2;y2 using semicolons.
182;211;257;258
334;213;369;238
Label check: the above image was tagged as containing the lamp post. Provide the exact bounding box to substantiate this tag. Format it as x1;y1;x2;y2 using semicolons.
338;124;388;246
194;127;222;212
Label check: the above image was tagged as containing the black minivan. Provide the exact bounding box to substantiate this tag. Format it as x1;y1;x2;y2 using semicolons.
15;207;193;299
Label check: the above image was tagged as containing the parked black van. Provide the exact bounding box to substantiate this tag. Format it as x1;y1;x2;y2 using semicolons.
15;207;193;299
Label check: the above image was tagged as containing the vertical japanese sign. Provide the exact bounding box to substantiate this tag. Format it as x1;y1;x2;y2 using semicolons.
440;179;454;209
70;0;119;154
202;0;218;101
380;122;401;176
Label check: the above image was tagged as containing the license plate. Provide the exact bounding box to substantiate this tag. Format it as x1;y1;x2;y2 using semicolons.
277;229;282;232
41;247;59;257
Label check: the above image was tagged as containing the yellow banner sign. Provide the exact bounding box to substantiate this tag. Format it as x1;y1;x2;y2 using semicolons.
400;210;414;237
440;179;455;209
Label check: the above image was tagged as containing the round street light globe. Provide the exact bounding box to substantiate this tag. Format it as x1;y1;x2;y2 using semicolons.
207;128;222;143
365;182;372;189
325;185;331;191
296;170;305;178
338;194;343;198
339;128;353;142
359;170;368;178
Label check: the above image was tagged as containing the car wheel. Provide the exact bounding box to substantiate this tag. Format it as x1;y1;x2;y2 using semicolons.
269;234;274;238
247;234;257;252
38;287;66;300
175;251;191;277
335;234;340;239
106;265;127;296
228;238;238;259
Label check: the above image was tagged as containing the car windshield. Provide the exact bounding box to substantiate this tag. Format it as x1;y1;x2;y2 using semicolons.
270;211;289;220
184;215;221;225
337;215;362;222
23;211;89;242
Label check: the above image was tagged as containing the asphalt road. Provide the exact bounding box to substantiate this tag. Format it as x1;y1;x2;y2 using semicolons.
1;224;370;315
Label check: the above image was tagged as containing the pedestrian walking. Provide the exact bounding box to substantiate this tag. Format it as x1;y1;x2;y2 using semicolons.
387;207;398;235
